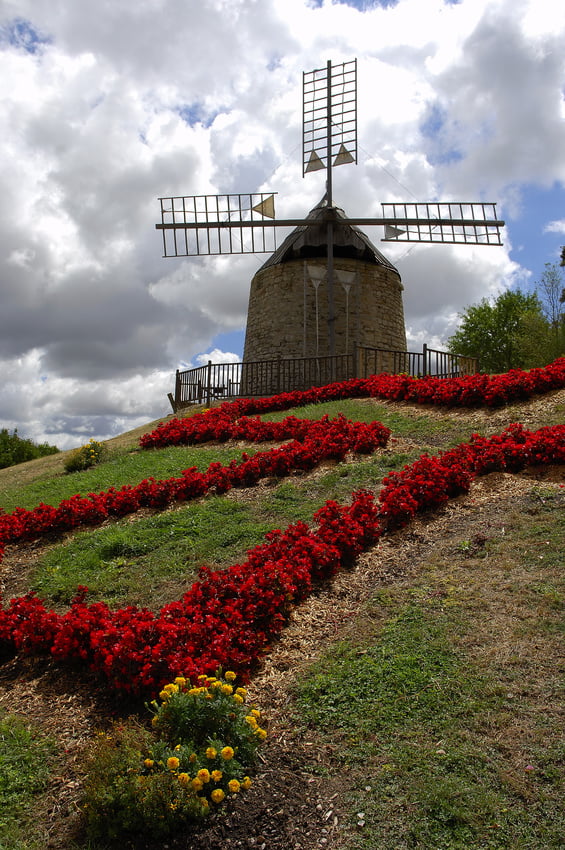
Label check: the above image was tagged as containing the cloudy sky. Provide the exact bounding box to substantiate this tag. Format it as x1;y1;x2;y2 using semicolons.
1;0;564;449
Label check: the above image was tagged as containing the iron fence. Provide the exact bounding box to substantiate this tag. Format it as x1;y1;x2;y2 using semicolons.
168;345;478;411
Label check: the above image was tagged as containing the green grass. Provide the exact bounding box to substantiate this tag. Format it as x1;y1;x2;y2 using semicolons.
35;496;274;609
263;398;464;443
0;444;255;513
291;488;565;849
0;712;56;850
28;448;417;610
257;450;416;523
33;451;416;610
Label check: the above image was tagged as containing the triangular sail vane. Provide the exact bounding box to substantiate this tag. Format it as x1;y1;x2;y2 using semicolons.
384;224;407;240
251;194;275;218
305;151;326;173
333;144;355;167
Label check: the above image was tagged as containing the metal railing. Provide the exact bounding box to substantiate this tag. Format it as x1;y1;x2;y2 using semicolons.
168;345;479;411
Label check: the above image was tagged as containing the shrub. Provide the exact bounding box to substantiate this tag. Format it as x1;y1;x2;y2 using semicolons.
81;671;265;840
0;428;59;469
63;438;105;473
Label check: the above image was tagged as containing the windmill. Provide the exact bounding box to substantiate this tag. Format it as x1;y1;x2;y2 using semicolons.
156;59;504;359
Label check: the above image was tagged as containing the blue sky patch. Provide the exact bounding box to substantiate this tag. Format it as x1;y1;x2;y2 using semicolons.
420;102;463;166
177;103;218;129
208;329;245;359
0;18;51;54
308;1;398;9
506;182;565;284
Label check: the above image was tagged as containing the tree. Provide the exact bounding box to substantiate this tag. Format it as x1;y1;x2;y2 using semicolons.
0;428;59;469
447;289;546;373
536;262;565;362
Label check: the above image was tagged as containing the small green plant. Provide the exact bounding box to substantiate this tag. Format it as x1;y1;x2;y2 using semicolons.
63;438;105;473
81;671;266;841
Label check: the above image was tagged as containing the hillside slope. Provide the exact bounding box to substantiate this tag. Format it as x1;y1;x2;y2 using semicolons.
0;387;563;850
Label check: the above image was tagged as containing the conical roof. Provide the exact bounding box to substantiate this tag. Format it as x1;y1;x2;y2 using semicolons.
256;196;399;275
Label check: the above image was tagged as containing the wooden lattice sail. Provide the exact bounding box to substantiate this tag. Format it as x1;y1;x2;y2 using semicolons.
156;58;505;383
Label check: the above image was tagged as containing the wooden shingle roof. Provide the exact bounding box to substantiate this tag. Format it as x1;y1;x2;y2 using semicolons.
256;196;400;275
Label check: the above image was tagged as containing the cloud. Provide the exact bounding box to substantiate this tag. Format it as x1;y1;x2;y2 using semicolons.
544;220;565;235
0;0;564;448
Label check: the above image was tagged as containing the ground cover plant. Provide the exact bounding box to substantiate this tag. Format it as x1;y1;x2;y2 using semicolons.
0;358;563;848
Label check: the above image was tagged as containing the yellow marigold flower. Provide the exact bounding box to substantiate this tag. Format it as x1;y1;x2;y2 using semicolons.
191;777;203;792
189;752;197;763
255;728;267;741
251;708;261;718
200;797;209;811
210;680;222;690
206;746;217;759
241;776;252;790
245;715;258;729
221;684;233;695
144;758;154;769
235;687;247;698
174;676;186;687
159;689;169;701
197;768;211;783
163;683;179;695
188;687;201;696
167;756;180;771
211;788;225;804
233;694;244;704
178;772;190;787
228;779;241;793
197;674;208;681
174;744;181;751
221;746;235;761
211;769;223;782
224;671;237;681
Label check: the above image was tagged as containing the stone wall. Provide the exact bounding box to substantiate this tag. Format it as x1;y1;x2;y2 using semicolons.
243;257;407;363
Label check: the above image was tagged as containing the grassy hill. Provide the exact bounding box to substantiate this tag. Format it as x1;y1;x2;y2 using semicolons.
0;389;563;850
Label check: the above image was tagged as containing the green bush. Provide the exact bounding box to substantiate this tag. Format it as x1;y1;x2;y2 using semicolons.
0;428;59;469
63;438;105;473
81;671;266;840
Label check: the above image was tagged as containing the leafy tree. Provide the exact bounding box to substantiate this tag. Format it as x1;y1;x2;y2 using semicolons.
0;428;59;469
447;289;545;373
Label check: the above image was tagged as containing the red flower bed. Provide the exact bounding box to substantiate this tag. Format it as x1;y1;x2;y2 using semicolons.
1;419;563;698
0;415;390;548
140;358;565;453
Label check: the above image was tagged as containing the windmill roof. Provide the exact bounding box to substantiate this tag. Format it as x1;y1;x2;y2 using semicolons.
256;196;400;275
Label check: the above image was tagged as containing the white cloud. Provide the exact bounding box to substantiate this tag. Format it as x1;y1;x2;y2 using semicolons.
196;348;240;366
544;220;565;235
0;0;564;448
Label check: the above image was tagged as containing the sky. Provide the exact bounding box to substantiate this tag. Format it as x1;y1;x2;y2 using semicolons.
0;0;564;449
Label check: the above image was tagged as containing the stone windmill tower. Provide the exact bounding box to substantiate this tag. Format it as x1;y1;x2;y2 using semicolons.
242;195;406;365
